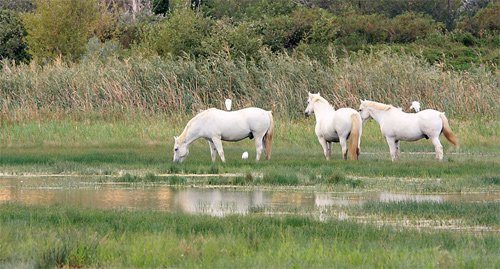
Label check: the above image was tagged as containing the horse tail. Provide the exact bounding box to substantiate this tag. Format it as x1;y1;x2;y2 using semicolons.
349;113;362;160
440;113;459;148
263;111;274;160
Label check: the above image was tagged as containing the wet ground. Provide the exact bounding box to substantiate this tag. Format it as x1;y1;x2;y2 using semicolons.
1;176;498;218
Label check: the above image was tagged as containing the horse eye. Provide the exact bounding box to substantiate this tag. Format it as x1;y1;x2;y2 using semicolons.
174;148;178;151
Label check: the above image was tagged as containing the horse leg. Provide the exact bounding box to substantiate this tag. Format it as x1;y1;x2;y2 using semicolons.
431;136;444;161
395;140;401;160
339;136;350;160
318;137;330;160
254;134;265;161
327;142;332;160
212;137;226;163
208;140;217;162
385;137;398;161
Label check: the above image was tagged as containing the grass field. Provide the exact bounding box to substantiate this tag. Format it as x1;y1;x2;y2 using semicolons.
0;203;498;268
0;116;499;268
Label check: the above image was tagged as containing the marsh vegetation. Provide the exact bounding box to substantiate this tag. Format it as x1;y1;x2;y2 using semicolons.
1;0;499;267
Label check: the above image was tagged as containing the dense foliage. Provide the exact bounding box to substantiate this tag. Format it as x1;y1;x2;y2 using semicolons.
0;10;30;63
22;0;100;62
0;0;497;69
0;0;498;119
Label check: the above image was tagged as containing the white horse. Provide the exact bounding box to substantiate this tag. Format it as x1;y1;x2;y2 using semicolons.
358;100;459;161
304;92;362;160
173;107;274;163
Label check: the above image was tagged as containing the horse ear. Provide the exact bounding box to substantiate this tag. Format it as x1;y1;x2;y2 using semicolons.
173;136;178;141
317;92;320;96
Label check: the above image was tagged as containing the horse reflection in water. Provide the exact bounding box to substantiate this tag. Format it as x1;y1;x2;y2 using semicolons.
173;107;274;163
176;189;265;216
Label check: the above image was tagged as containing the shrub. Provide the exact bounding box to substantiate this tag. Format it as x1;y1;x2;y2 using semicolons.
337;11;390;44
457;2;500;35
258;7;337;52
258;15;299;51
389;12;443;43
144;8;211;57
22;0;100;62
474;2;500;33
0;10;30;63
202;20;262;59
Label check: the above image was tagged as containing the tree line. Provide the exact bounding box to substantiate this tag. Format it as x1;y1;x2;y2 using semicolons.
1;0;499;70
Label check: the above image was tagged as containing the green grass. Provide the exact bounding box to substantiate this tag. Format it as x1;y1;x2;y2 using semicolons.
0;117;498;268
355;201;500;226
0;117;499;193
0;204;497;268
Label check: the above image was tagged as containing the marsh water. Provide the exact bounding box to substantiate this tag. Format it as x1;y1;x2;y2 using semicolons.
0;176;498;217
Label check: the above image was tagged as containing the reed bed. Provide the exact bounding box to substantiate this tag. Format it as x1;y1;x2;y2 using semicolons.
1;50;498;122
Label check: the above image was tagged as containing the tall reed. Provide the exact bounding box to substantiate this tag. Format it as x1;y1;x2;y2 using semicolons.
1;50;498;121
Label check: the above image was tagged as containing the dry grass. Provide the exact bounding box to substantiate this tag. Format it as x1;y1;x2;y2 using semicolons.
1;50;498;122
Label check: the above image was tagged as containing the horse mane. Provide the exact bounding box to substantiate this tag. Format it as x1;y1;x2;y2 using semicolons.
311;94;329;105
177;108;215;143
362;100;395;111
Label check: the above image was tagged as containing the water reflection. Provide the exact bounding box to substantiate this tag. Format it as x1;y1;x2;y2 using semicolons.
0;177;498;217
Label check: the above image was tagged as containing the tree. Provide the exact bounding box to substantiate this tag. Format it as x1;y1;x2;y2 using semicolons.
0;10;30;63
22;0;99;62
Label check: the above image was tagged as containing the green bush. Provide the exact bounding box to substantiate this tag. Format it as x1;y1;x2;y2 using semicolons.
201;0;297;20
22;0;99;62
257;7;337;52
201;20;262;59
389;12;443;43
337;11;390;44
92;5;146;49
0;10;30;63
457;2;500;35
144;8;211;57
474;2;500;33
258;15;299;51
449;30;478;46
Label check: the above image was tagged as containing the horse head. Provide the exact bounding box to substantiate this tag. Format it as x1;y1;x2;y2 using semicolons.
304;92;321;117
173;136;189;163
358;99;372;121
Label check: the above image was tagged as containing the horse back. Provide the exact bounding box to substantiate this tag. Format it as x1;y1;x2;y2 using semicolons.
333;108;359;132
209;108;271;140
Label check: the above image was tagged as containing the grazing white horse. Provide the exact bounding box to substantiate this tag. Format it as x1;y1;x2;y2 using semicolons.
173;108;274;163
304;92;362;160
358;100;459;161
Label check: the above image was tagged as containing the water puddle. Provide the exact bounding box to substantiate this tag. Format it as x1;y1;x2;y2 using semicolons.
0;176;498;218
